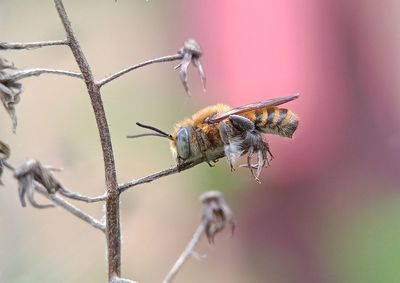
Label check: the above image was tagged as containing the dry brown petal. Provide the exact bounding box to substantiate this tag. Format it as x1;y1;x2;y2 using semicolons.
200;191;234;244
176;39;206;96
0;140;10;160
0;56;23;132
14;159;63;208
0;140;10;185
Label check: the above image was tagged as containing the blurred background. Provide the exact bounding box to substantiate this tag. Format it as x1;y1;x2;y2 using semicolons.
1;0;400;282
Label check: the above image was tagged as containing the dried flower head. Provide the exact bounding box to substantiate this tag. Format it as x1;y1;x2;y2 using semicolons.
0;140;10;185
176;38;206;96
200;190;234;244
13;159;63;208
0;57;23;132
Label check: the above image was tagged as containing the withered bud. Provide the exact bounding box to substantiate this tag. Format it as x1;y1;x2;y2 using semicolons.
182;39;202;58
0;56;23;133
176;38;206;96
14;159;63;208
200;190;234;244
0;140;10;160
0;140;10;185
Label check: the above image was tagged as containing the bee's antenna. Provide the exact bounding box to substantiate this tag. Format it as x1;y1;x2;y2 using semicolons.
135;122;170;137
127;122;172;140
127;133;171;139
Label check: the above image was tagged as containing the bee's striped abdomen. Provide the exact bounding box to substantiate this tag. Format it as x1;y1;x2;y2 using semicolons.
254;107;278;128
255;107;298;138
276;109;288;127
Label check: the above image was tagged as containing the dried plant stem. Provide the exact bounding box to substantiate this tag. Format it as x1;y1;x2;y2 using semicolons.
163;223;206;283
36;186;106;232
59;187;107;202
54;0;120;280
3;160;15;171
97;54;183;87
118;161;198;193
0;40;68;50
5;68;83;81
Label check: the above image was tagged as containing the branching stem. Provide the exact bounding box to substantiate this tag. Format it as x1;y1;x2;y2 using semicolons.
0;40;68;50
4;68;82;81
118;161;199;193
59;187;107;202
97;54;183;87
36;186;106;232
54;0;120;280
163;223;206;283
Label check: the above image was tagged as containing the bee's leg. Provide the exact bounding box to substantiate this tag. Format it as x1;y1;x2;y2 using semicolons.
205;160;215;167
247;147;256;178
228;115;271;182
267;145;274;163
177;158;195;172
219;121;242;170
219;121;231;145
177;158;184;171
264;142;273;165
219;122;232;170
228;115;260;174
256;150;265;179
229;115;255;131
245;146;262;183
194;128;214;167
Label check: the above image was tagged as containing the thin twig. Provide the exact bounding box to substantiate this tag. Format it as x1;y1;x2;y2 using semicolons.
97;54;183;87
0;40;68;50
163;223;206;283
54;0;120;280
118;161;199;193
3;160;15;171
3;68;83;81
35;185;106;232
59;187;107;202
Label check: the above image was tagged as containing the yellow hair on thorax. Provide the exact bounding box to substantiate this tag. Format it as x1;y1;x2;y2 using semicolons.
191;104;230;127
171;103;230;138
170;104;230;156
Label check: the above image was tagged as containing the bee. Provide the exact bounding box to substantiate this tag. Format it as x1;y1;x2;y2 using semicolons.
128;94;299;182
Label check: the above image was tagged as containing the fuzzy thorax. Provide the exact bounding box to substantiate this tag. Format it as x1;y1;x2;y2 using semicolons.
169;104;230;161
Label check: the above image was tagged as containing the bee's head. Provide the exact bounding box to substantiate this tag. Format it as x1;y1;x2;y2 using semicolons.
127;122;194;162
174;126;193;160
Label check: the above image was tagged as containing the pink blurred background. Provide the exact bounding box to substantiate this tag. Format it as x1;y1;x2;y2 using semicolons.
1;1;400;282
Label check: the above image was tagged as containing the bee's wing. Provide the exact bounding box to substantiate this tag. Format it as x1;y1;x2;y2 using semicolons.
208;94;299;123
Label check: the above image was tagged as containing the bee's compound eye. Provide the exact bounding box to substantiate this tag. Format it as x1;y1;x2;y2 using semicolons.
176;127;191;160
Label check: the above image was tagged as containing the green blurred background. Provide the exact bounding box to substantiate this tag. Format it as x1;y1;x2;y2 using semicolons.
1;1;400;282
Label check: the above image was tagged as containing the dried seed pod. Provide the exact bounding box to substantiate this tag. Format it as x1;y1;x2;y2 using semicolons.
14;159;63;208
0;56;23;132
176;39;206;96
200;191;234;244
